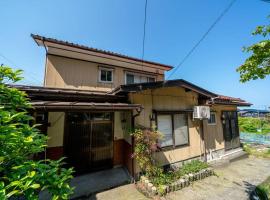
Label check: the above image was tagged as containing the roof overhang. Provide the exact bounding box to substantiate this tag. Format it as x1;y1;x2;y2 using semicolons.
207;95;252;107
30;101;143;111
31;34;173;74
110;79;217;98
11;85;126;103
110;79;252;107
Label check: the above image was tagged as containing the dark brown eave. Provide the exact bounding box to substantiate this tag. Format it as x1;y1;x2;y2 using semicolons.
208;101;252;107
30;101;143;111
10;85;127;103
31;34;173;70
110;79;217;98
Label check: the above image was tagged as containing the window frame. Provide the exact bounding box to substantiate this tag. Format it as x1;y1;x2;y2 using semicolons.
124;71;156;84
99;67;114;83
208;112;217;125
155;111;190;149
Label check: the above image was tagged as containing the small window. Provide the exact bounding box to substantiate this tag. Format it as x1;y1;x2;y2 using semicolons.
126;74;134;84
125;72;155;84
208;112;216;125
99;68;113;83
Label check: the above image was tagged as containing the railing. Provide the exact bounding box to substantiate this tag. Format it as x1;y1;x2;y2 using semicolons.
240;132;270;145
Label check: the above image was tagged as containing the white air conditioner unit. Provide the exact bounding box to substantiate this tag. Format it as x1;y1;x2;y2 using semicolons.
193;106;210;119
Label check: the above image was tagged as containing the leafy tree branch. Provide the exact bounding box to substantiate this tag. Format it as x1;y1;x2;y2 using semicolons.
237;18;270;82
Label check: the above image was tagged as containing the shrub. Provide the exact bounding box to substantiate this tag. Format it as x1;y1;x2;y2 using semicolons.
131;128;163;179
239;117;270;134
255;176;270;200
0;65;74;199
131;128;209;188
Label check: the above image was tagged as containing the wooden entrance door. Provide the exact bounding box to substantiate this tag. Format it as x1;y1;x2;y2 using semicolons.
64;112;113;174
222;111;240;151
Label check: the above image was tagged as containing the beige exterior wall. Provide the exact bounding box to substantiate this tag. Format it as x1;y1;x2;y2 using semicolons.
114;112;124;140
47;112;65;147
129;87;203;168
129;87;198;128
114;111;133;144
203;105;237;154
44;54;164;91
129;87;238;170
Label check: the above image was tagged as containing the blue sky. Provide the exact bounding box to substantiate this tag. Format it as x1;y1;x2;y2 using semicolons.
0;0;269;108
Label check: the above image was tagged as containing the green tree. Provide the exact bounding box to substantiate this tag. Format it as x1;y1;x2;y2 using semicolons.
237;17;270;82
0;65;74;199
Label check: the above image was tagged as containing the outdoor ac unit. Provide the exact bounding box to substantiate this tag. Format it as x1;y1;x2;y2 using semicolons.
193;106;210;119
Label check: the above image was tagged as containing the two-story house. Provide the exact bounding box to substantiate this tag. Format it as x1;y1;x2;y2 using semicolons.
15;34;251;177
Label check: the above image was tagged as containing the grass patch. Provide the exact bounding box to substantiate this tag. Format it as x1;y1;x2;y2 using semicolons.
243;144;270;158
255;176;270;199
150;160;209;187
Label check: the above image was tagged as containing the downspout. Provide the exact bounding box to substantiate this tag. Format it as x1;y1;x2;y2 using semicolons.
202;119;207;162
131;107;143;180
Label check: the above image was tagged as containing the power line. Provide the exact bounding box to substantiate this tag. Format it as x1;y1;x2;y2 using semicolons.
168;0;237;79
141;0;148;63
0;52;43;85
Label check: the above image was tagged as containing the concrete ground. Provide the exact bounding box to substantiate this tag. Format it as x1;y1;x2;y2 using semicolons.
40;167;131;200
70;167;131;199
84;157;270;200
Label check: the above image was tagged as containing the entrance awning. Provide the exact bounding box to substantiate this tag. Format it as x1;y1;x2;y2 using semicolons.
31;101;143;111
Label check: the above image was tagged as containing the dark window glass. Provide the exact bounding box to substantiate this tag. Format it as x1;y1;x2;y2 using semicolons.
208;112;216;124
100;69;112;82
92;113;111;121
126;74;134;84
148;77;155;82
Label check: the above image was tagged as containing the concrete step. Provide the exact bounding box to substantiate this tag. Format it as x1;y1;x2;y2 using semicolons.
209;148;248;168
221;148;248;162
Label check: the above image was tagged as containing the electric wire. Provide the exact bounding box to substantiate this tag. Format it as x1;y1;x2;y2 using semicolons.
168;0;237;79
141;0;148;68
0;52;43;85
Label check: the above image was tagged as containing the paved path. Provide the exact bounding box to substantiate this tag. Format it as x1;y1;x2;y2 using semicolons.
85;157;270;200
166;157;270;200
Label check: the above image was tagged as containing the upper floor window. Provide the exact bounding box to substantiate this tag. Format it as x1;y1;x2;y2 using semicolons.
208;112;216;125
125;72;155;84
99;67;113;83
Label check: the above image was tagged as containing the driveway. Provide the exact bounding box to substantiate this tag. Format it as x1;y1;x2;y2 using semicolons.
84;157;270;200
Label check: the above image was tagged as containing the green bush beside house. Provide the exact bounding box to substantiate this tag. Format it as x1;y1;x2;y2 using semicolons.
0;65;74;200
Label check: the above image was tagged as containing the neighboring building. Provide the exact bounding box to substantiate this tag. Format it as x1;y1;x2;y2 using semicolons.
15;34;251;177
238;109;270;118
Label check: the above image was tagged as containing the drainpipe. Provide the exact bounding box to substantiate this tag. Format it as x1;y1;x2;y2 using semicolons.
131;107;143;180
202;119;207;162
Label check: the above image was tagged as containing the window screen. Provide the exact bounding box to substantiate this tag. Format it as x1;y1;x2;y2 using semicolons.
174;114;189;146
157;115;173;147
157;113;189;147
